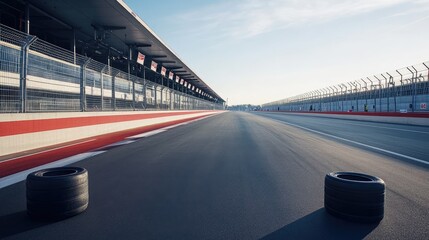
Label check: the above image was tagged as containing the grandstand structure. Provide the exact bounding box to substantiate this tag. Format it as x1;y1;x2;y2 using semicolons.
0;0;224;113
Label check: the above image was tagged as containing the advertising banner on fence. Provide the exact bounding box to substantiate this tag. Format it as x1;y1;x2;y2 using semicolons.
169;72;174;80
137;52;145;65
176;76;180;83
161;66;166;76
151;61;158;72
421;103;427;110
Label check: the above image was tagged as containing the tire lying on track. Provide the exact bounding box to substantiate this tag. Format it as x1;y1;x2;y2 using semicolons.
324;171;385;223
26;167;89;220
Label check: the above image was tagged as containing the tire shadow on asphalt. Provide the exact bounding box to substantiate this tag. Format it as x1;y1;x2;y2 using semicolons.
0;211;49;238
260;208;379;240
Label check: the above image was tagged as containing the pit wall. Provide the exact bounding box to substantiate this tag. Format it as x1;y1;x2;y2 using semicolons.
0;111;219;159
268;111;429;126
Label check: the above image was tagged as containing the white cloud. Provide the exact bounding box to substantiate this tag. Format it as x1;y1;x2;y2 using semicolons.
177;0;427;39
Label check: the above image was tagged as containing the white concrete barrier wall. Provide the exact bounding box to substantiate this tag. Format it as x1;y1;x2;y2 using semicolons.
0;111;221;157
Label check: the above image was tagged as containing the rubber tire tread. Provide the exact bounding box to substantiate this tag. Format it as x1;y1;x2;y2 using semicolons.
26;167;88;190
27;193;89;220
27;182;88;202
324;186;385;204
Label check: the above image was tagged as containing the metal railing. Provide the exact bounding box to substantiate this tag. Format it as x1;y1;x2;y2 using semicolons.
262;61;429;113
0;24;222;113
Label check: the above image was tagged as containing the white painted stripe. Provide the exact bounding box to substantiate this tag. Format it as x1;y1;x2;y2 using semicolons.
103;139;136;147
0;151;105;189
1;139;97;163
281;121;429;166
161;123;187;130
127;129;166;139
339;122;429;134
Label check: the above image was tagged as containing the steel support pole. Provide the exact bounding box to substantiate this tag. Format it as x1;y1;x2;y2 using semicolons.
355;81;362;112
19;35;37;113
347;82;354;111
331;86;338;111
381;74;389;112
361;79;368;108
386;72;395;112
407;67;415;112
73;29;76;65
423;62;429;95
338;85;344;111
100;65;107;111
143;68;147;110
128;46;135;110
316;90;322;111
411;66;419;111
374;76;382;111
367;77;375;112
112;72;118;111
342;84;348;111
154;85;158;109
25;2;30;34
161;87;164;110
396;70;403;98
80;58;91;112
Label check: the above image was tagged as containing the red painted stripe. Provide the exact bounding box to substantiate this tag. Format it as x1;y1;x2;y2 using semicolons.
0;111;206;137
0;115;210;177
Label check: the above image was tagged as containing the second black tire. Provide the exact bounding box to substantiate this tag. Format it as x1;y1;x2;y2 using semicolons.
324;171;385;223
26;167;89;220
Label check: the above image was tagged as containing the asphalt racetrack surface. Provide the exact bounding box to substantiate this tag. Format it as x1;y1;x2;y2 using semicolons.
1;111;428;239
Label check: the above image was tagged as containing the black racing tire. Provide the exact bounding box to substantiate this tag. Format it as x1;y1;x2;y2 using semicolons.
324;172;385;223
26;167;89;221
27;167;88;190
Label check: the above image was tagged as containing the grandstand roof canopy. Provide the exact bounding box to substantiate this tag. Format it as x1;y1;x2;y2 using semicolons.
17;0;224;102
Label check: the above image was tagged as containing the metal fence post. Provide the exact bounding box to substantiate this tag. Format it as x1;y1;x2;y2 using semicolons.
160;87;164;109
19;35;37;113
360;79;368;111
355;81;361;112
100;65;107;111
112;72;118;111
374;76;382;111
154;85;158;109
411;66;419;111
386;72;395;112
143;68;147;110
381;74;389;112
406;67;415;112
80;58;91;112
423;62;429;95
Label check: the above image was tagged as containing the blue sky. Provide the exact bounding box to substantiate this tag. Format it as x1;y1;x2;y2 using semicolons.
124;0;429;105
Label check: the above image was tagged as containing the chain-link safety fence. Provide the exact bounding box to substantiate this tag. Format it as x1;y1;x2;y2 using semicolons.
262;62;429;113
0;24;223;113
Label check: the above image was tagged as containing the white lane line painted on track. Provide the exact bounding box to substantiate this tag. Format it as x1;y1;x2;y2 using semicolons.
0;151;105;189
127;129;166;139
1;139;97;163
338;122;429;134
281;121;429;166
